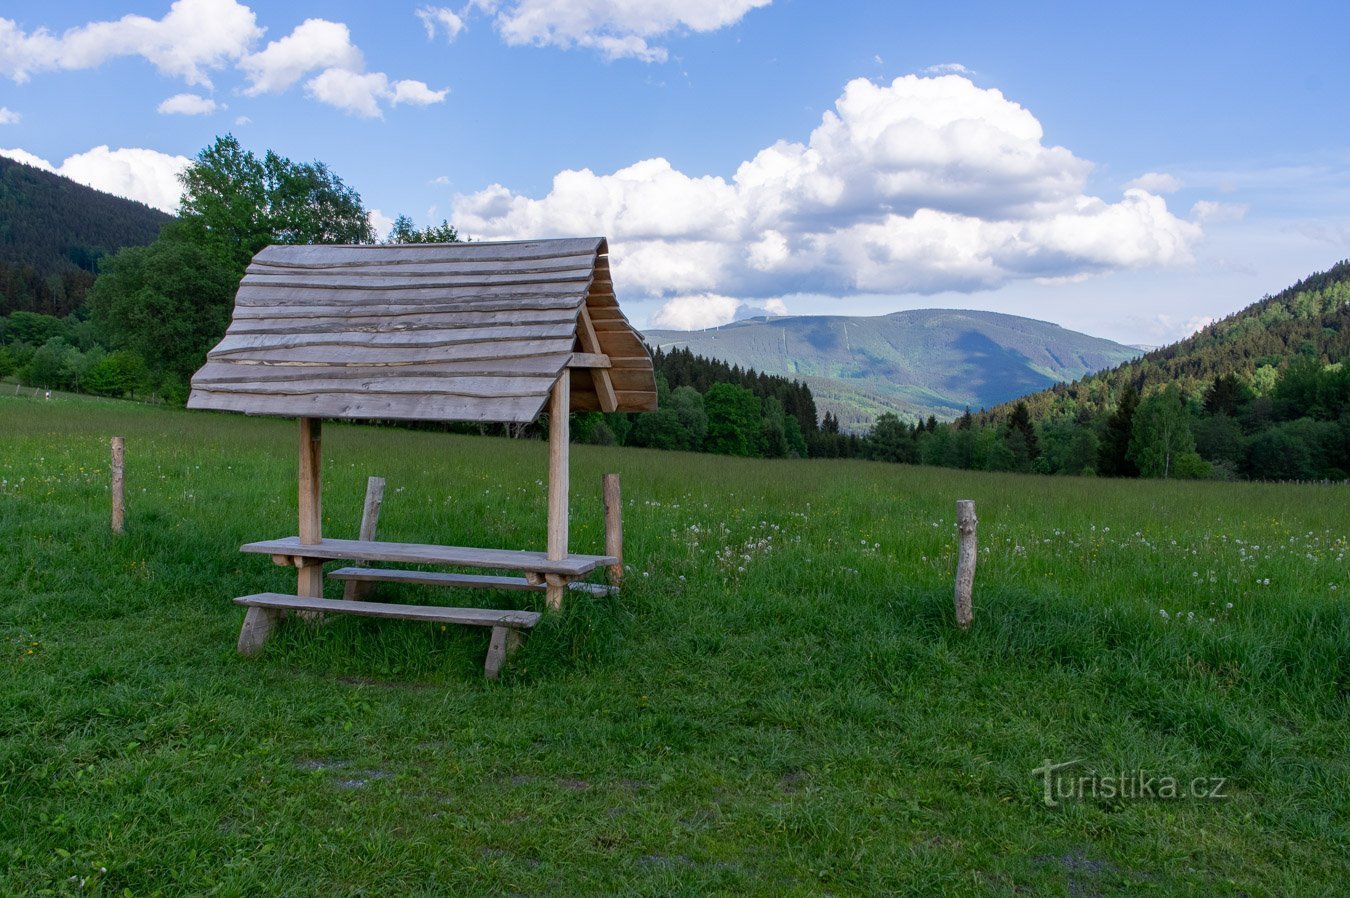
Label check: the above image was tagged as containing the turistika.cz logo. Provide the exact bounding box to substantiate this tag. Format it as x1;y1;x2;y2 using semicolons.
1032;759;1229;807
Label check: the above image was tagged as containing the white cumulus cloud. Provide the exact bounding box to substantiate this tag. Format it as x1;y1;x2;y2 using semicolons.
481;0;771;61
1125;171;1183;193
0;145;189;212
368;208;395;238
157;93;221;115
0;0;262;86
418;6;467;41
304;69;447;118
454;74;1202;302
0;107;18;124
238;18;363;95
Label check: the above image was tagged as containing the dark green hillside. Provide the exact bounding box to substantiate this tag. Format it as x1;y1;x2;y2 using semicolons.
0;157;171;316
990;261;1350;422
646;309;1139;427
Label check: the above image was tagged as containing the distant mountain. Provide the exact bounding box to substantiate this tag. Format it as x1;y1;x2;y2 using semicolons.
986;260;1350;423
0;156;171;317
644;309;1140;428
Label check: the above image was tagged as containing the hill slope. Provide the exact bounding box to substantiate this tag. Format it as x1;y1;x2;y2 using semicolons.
645;309;1139;427
0;156;171;317
990;261;1350;422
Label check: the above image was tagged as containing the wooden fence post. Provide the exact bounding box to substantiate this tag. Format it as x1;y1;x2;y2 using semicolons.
343;476;385;601
602;473;623;588
954;500;977;629
110;437;125;534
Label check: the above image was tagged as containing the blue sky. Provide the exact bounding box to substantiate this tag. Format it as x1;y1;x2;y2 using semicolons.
2;0;1348;345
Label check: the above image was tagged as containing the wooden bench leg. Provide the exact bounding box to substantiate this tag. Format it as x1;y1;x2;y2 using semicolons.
237;606;281;656
484;626;524;679
545;574;567;611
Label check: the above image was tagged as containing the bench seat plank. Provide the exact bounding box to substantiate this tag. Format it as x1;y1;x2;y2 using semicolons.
327;566;616;596
240;536;615;576
233;593;540;628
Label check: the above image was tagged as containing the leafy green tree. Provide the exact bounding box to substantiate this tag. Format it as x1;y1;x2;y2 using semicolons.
864;412;917;463
630;407;693;451
0;345;14;379
83;350;151;398
704;383;761;456
1005;401;1040;462
667;386;708;449
1203;373;1252;416
87;230;238;383
1098;385;1140;477
386;215;460;244
5;311;66;346
177;135;373;272
21;337;74;388
1129;385;1199;478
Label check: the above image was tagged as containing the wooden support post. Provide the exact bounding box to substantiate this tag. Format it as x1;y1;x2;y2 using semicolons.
546;370;570;610
237;606;280;656
297;417;324;600
602;473;623;588
110;436;125;534
954;499;977;630
342;476;385;601
484;625;524;679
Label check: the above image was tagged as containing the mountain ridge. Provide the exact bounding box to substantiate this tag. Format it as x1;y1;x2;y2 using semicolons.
644;308;1140;427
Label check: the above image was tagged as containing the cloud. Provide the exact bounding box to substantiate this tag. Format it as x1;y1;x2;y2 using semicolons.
417;6;467;41
482;0;772;62
650;294;790;330
0;107;17;124
6;8;446;118
234;115;251;125
1125;171;1183;193
0;147;54;171
157;93;221;115
1190;200;1248;223
431;175;452;185
923;62;970;75
238;18;362;95
368;208;395;238
454;74;1201;301
304;69;447;117
0;145;189;212
0;0;262;86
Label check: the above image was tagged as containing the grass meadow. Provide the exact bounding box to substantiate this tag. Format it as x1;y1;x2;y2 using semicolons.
1;390;1346;896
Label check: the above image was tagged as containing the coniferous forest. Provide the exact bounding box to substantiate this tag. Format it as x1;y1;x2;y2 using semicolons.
1;139;1344;478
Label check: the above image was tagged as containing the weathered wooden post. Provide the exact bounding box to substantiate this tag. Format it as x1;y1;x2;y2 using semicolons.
545;370;570;611
954;499;977;629
297;417;324;600
602;473;623;588
342;476;385;601
110;436;125;534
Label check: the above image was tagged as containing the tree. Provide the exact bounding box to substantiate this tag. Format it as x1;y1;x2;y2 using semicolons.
1129;385;1199;478
177;134;373;273
1005;401;1040;462
386;215;460;244
87;230;238;383
667;386;708;450
703;383;761;456
864;413;917;463
1098;385;1140;477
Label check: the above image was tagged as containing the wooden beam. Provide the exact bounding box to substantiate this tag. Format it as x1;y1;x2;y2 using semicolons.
297;417;324;599
568;352;611;368
342;476;385;601
546;370;570;610
576;306;618;413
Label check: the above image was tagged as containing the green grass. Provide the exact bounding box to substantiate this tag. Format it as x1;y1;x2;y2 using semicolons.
1;391;1346;896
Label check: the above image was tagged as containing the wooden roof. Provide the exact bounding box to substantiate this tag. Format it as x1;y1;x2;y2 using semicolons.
187;237;657;423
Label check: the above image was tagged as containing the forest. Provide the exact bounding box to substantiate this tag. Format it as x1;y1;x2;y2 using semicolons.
2;137;1344;478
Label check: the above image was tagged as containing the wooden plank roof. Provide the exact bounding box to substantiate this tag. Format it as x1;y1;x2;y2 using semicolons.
187;237;657;423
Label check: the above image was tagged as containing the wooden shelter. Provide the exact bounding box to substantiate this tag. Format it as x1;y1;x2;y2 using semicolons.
188;237;656;676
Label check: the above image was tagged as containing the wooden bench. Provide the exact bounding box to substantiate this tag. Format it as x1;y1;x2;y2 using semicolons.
234;593;540;679
325;567;617;596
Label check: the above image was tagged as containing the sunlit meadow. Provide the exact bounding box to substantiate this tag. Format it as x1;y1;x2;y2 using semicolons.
1;391;1346;896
